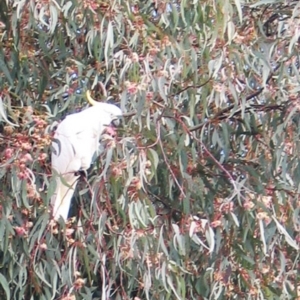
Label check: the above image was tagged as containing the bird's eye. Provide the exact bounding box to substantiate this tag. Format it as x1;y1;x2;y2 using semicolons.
111;116;122;127
112;119;120;127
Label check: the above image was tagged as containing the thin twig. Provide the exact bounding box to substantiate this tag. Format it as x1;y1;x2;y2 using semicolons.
156;122;186;198
193;135;247;202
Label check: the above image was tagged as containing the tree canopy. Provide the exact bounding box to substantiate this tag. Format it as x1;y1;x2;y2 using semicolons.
0;0;300;299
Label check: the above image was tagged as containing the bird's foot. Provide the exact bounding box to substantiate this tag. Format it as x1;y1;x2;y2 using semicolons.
75;170;87;178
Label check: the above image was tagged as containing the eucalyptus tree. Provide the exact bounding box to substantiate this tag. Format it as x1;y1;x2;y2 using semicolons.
0;0;299;299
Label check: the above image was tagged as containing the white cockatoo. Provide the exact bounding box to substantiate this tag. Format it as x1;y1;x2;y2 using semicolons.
51;91;122;221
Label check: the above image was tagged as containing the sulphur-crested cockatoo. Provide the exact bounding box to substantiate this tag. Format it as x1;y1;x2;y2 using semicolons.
51;91;122;221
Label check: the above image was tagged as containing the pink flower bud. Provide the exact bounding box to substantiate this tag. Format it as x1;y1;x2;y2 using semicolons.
4;148;13;159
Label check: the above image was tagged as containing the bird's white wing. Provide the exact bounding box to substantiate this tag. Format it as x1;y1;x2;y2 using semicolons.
51;171;79;221
51;129;82;221
51;102;122;221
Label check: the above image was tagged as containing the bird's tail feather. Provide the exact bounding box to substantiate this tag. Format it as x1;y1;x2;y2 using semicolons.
51;174;78;221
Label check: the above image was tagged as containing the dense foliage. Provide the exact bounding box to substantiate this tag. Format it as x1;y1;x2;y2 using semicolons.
1;0;300;299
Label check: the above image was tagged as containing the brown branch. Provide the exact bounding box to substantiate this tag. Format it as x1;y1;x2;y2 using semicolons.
169;77;212;98
189;62;282;132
